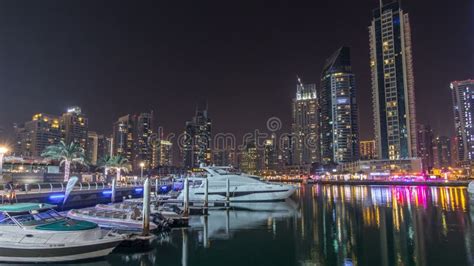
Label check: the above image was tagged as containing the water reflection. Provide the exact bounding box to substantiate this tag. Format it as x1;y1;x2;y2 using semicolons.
188;200;300;242
103;185;473;266
305;185;473;266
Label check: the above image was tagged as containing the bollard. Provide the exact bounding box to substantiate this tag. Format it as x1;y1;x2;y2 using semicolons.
203;215;209;248
111;178;116;203
225;208;230;236
204;178;209;214
183;177;189;216
142;178;151;236
226;178;230;207
155;179;159;198
181;229;188;266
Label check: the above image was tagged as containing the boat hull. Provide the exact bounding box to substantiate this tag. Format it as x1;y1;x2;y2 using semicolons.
179;184;296;202
0;238;122;263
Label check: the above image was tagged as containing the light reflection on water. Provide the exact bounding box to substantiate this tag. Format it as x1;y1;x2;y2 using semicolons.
99;185;474;266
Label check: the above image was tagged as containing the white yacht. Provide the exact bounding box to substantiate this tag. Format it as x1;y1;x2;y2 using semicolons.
468;181;474;194
177;166;296;202
0;203;124;263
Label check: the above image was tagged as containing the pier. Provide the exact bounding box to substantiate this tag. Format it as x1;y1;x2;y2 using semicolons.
0;180;172;208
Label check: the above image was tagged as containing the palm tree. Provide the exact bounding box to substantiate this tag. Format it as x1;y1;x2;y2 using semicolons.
98;155;112;178
99;155;131;182
42;141;87;182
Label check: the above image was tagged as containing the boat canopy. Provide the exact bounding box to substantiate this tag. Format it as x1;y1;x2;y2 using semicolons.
0;203;57;213
36;219;98;231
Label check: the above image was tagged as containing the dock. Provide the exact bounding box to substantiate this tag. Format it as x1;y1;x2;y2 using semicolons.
0;180;173;208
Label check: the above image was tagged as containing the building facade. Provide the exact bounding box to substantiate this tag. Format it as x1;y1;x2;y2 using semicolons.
337;158;422;175
112;112;154;171
320;46;359;164
14;113;61;157
157;140;173;167
369;1;417;160
133;112;154;170
451;79;474;163
416;124;434;170
183;103;212;168
263;135;277;171
292;77;319;166
113;115;135;163
450;136;459;167
240;141;258;174
433;136;452;169
212;149;234;167
87;131;99;165
360;140;376;160
61;107;88;150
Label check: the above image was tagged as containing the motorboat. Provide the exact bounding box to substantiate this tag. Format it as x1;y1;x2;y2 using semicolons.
100;200;188;227
0;203;124;263
67;207;158;232
177;166;296;202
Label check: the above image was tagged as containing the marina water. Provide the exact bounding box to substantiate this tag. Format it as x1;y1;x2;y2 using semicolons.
40;184;474;265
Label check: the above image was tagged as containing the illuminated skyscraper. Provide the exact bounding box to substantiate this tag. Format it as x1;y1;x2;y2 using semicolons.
14;113;61;157
87;131;99;165
113;114;135;162
212;149;232;166
416;124;434;170
61;106;88;150
432;136;451;169
134;112;153;170
320;46;359;164
240;140;258;174
263;134;277;170
183;102;212;168
157;140;173;167
112;112;154;171
97;135;111;160
451;79;474;163
369;1;417;160
292;77;319;165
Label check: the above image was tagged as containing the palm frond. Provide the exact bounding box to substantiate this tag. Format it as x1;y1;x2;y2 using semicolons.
41;141;88;167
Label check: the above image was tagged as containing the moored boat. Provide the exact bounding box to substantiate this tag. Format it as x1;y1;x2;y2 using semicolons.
67;207;158;232
0;203;124;263
96;201;187;227
177;166;296;202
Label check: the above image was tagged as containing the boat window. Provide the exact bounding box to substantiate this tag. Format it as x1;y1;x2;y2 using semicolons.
0;215;15;225
213;168;241;175
6;214;38;226
34;209;63;223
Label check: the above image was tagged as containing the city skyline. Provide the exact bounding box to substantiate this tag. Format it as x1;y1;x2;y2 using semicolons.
0;0;472;143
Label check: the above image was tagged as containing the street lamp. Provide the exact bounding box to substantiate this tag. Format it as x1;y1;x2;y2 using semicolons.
0;146;9;176
140;162;145;181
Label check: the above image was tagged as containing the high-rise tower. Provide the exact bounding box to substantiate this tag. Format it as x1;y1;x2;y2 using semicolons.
292;77;319;165
320;46;359;164
61;106;88;150
369;1;417;160
451;79;474;163
183;102;212;168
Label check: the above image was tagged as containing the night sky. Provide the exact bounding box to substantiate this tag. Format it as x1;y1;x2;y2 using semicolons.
0;0;472;143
